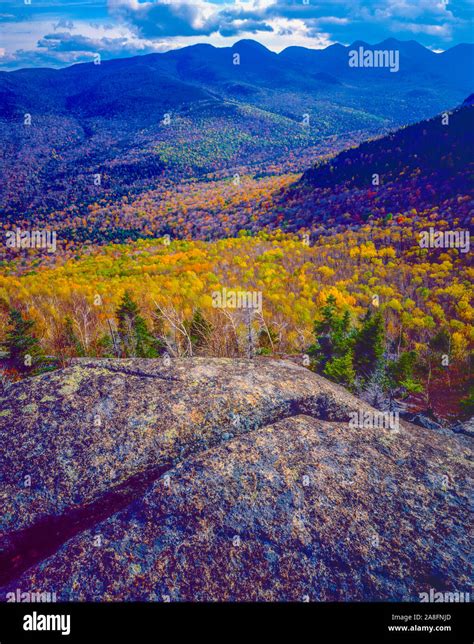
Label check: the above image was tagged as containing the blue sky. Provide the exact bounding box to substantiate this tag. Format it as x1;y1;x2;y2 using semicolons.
0;0;472;69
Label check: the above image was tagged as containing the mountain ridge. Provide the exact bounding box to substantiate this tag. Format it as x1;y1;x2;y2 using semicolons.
1;36;472;219
267;101;474;235
2;37;472;75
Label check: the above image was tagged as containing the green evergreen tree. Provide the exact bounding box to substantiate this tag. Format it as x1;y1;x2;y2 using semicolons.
308;295;339;368
3;308;45;374
316;294;337;335
324;351;356;389
116;291;159;358
332;309;353;355
188;308;213;354
308;297;356;388
353;310;385;380
387;350;423;394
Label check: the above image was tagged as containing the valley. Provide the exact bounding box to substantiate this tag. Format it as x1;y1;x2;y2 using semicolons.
1;39;473;424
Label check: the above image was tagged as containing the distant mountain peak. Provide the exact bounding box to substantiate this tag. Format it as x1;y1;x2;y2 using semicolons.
326;42;347;50
349;40;370;49
379;37;402;45
232;39;272;53
462;93;474;106
349;38;433;54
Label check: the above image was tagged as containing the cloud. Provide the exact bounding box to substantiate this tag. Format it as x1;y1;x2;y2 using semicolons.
106;0;354;41
39;32;124;53
0;33;164;69
36;30;169;60
106;0;286;39
391;21;453;38
108;0;219;37
0;0;472;70
105;0;467;45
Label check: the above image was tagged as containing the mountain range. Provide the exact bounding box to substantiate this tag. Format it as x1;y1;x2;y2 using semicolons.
1;38;472;120
0;38;473;219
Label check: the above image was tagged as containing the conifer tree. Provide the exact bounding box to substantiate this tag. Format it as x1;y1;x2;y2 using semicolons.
116;291;159;358
3;308;45;374
353;310;385;380
188;308;213;354
324;351;356;388
309;296;356;388
308;295;338;368
387;350;423;394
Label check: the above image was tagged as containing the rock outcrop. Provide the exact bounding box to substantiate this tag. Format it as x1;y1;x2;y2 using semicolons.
0;358;471;601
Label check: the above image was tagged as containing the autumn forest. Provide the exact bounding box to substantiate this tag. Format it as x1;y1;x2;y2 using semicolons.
1;39;473;425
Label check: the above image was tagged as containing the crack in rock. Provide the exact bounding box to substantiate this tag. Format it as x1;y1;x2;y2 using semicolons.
0;400;337;587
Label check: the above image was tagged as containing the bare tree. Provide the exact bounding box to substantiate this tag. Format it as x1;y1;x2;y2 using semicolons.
151;301;193;357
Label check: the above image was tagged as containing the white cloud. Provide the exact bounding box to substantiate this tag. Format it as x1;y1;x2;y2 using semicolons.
392;20;452;38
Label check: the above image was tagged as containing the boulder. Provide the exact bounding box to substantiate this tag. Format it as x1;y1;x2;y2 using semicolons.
0;358;471;600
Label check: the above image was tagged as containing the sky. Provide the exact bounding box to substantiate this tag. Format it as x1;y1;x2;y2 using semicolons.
0;0;472;70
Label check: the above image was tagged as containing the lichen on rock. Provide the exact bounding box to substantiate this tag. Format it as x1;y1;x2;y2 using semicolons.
0;358;471;601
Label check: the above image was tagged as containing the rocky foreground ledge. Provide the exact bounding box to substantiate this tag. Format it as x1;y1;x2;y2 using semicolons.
0;358;471;601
